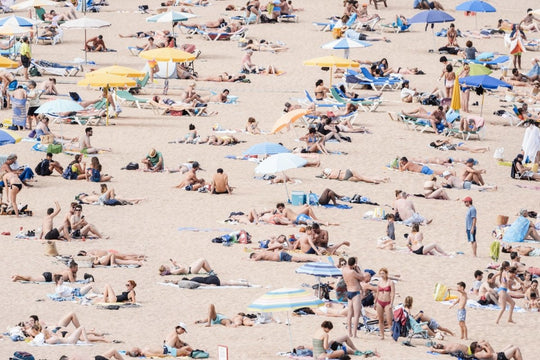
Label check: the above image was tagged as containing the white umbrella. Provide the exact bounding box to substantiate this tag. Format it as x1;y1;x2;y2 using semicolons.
11;0;58;10
255;153;307;201
61;17;111;64
146;11;197;35
321;37;372;59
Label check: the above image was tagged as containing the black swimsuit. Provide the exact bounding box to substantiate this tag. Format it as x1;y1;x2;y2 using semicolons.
116;291;131;302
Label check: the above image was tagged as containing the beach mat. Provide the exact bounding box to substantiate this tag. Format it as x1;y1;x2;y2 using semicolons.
438;299;526;312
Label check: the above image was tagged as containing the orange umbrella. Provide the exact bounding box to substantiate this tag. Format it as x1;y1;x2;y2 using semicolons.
271;109;310;134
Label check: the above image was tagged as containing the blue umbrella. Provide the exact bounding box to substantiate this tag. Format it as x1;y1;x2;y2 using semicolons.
0;128;22;146
459;75;511;115
408;10;455;52
243;142;290;156
35;99;84;114
456;1;496;28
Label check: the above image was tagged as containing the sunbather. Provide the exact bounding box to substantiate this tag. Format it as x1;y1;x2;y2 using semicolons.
511;154;540;181
76;184;145;205
228;209;292;225
198;135;239;145
44;8;76;22
249;250;313;262
101;280;136;303
244;39;288;52
88;253;143;267
409;156;466;166
407;224;449;256
198;73;246;82
195;304;254;327
442;171;497;191
159;258;215;276
430;139;489;153
245;117;261;134
85;35;107;52
165;275;251;287
319;168;389;184
184;18;228;29
70;204;105;239
423;176;451;200
53;274;93;299
119;31;156;38
12;260;79;283
399;156;446;176
293;226;348;255
402;105;447;132
300;127;329;154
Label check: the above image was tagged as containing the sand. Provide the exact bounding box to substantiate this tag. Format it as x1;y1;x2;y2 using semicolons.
1;0;540;359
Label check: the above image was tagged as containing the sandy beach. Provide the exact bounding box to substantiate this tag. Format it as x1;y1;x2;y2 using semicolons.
1;0;540;359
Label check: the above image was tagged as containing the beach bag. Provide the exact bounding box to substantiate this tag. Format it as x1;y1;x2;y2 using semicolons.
40;134;54;144
433;283;451;301
29;66;41;77
493;147;504;161
10;351;35;360
47;144;62;154
44;241;58;257
190;350;209;359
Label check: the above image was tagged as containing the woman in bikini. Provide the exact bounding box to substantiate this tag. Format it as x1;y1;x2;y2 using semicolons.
525;280;539;310
494;262;518;324
102;280;136;304
423;176;450;200
2;172;22;217
90;253;143;267
319;168;389;184
314;79;329;101
375;268;394;340
408;224;449;256
444;64;456;98
300;127;329;154
67;155;87;180
159;258;214;276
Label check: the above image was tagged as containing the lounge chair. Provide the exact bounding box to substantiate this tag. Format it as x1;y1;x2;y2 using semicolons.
446;115;485;140
35;28;63;46
312;21;336;32
501;108;525;127
32;60;81;77
35;7;66;25
406;316;429;343
229;13;258;25
380;16;411;33
0;38;20;59
301;90;345;108
277;14;298;23
397;113;436;133
359;67;402;90
115;90;149;109
129;73;149;94
49;99;107;126
353;16;380;31
178;24;199;35
344;71;377;91
195;27;247;41
330;86;382;112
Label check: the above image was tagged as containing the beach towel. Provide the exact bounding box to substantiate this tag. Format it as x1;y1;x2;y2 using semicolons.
10;96;27;127
320;204;352;209
490;240;500;261
438;299;526;313
502;216;529;242
159;282;261;289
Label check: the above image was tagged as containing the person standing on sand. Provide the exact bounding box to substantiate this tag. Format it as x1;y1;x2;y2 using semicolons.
449;282;468;340
463;196;477;257
342;257;365;338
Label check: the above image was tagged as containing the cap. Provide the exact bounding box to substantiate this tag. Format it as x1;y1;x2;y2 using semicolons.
192;161;200;169
442;170;451;177
7;153;17;160
177;322;188;332
463;196;472;203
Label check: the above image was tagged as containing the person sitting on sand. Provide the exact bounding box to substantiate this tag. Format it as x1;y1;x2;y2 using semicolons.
142;148;164;172
86;157;112;183
70;204;105;239
317;188;345;206
85;35;107;52
40;201;70;241
299;127;329;154
34;116;76;143
245;117;261;134
441;171;497;191
159;258;215;276
101;280;136;303
53;274;93;300
293;225;349;255
158;323;193;358
210;168;232;194
319;168;389;184
312;321;363;359
423;175;450;200
249;250;313;262
79;127;112;154
195;304;254;327
399;156;446;176
175;161;205;191
512;154;540;181
12;260;79;283
461;158;487;186
407;224;449;256
241;50;258;73
393;190;432;225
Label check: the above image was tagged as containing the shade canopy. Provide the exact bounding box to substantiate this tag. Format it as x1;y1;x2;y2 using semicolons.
254;153;307;174
139;48;196;62
0;129;22;145
243;142;289;156
247;288;323;313
92;65;146;78
457;63;492;76
456;0;496;12
0;24;32;35
35;99;84;114
78;74;137;87
271;109;310;134
408;10;455;24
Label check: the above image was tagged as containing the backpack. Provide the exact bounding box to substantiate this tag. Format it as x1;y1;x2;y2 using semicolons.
34;159;51;176
62;165;77;180
190;350;209;359
29;66;41;77
11;351;35;360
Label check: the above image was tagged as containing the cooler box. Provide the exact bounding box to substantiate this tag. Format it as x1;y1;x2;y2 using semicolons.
291;191;307;206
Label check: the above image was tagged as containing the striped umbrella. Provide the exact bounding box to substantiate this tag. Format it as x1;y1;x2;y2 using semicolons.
321;37;372;59
0;15;40;27
247;288;323;351
296;262;342;298
243;142;289;156
0;128;22;146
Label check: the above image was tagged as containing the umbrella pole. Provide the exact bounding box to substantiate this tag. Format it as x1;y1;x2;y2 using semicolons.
286;312;294;353
164;62;169;95
283;171;290;202
480;93;484;117
431;27;435;53
329;67;333;86
84;29;88;64
105;85;109;126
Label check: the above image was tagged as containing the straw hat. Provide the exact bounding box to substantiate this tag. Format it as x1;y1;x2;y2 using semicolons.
149;148;157;157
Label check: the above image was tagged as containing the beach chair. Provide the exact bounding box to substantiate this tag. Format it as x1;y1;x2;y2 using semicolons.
501;109;524;127
129;73;149;94
196;27;247;41
32;60;81;77
35;7;66;25
406;316;429;343
369;0;387;10
277;14;298;23
330;86;382;112
302;90;344;108
312;21;336;32
380;16;411;33
178;24;199;35
359;67;402;90
445;115;485;140
0;39;20;59
229;13;258;25
115;90;149;109
353;16;380;31
35;28;63;45
397;113;435;133
344;70;377;91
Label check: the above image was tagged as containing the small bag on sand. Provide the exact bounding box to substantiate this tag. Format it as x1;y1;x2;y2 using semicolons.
44;241;58;257
74;256;93;268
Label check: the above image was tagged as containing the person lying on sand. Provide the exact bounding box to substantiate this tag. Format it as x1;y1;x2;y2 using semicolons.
12;260;79;283
77;250;146;261
318;168;389;184
276;202;338;226
228;209;293;225
441;171;497;191
399;156;446;176
100;280;136;304
59;348;125;360
159;258;215;276
197;73;247;82
197;135;240;145
53;274;93;300
249;250;313;262
164;275;251;287
76;184;145;206
195;304;254;327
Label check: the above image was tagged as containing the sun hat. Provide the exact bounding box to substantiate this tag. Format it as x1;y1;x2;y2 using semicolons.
177;322;188;332
442;170;451;177
148;148;157;157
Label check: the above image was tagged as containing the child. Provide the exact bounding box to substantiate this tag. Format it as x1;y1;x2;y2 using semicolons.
471;270;483;296
386;213;396;240
450;281;468;340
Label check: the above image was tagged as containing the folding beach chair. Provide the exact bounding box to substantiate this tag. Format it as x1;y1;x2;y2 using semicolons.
330;86;382;112
115;90;149;109
277;14;298;23
359;67;402;90
446;115;485;140
196;27;247;41
369;0;387;10
301;90;344;108
397;113;435;133
406;316;429;343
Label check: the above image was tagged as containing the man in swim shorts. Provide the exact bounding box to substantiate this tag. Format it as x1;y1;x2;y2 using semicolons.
342;257;365;338
249;250;313;262
164;323;192;357
399;157;445;176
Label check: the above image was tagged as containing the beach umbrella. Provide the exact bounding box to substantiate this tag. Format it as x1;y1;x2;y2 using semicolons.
456;1;496;28
91;65;146;78
303;55;359;85
296;262;342;297
271;109;310;134
0;24;33;35
140;48;196;94
408;10;455;52
146;11;197;35
61;17;111;64
35;99;83;114
457;63;492;76
247;288;323;351
321;37;372;59
0;55;20;68
11;0;57;9
0;128;22;145
0;15;40;27
77;73;136;88
450;76;460;111
243;142;290;156
459;75;512;115
255;153;307;201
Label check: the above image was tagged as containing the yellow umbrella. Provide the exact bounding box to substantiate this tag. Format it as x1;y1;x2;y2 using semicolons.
139;48;196;62
303;55;359;85
0;55;20;68
271;109;310;134
77;74;137;87
90;65;146;78
450;75;460;111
